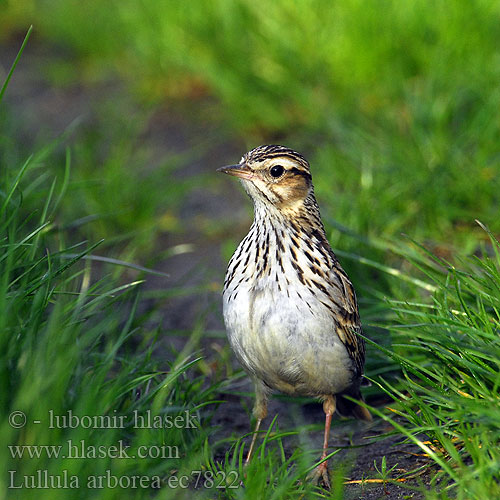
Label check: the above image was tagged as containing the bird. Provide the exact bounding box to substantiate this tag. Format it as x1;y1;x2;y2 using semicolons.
218;145;371;488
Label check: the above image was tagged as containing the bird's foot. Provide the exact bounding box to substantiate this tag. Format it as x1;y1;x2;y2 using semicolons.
307;461;331;490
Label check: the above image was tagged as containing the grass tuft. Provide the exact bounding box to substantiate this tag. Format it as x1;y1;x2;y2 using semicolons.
364;229;500;498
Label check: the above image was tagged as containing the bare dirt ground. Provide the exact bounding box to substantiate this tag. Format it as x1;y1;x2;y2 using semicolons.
2;40;437;499
211;378;435;499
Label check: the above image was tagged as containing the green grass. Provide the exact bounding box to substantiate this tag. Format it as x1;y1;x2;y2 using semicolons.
1;5;500;499
0;94;198;261
362;229;500;498
4;0;500;247
0;137;221;499
1;37;220;500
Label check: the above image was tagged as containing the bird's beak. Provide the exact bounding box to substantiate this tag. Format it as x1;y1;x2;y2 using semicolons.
217;163;254;181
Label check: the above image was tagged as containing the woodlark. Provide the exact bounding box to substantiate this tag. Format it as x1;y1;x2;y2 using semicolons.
218;145;371;487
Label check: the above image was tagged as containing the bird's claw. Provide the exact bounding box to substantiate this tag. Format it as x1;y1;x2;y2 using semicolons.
307;461;331;490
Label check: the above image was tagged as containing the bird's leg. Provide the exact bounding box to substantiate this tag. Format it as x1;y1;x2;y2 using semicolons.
312;395;336;489
245;381;268;465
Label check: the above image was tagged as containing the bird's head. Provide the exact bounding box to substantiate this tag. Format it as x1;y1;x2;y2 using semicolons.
218;145;313;214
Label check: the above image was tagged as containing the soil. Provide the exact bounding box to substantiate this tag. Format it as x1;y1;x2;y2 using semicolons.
1;38;438;499
210;379;436;499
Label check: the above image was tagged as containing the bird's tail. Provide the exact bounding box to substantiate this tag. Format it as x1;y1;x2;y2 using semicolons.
336;387;372;422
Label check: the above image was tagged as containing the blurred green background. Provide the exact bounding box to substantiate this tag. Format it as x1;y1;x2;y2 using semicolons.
2;1;500;498
3;0;499;255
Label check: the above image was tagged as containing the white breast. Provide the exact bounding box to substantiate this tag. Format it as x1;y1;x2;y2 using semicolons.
222;217;354;397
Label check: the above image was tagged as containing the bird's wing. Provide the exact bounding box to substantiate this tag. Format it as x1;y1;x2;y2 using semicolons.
328;264;365;377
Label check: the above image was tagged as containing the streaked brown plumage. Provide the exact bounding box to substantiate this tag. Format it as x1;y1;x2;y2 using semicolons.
218;145;371;487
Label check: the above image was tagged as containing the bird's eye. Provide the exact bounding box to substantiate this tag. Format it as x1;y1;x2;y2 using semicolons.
270;165;285;178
